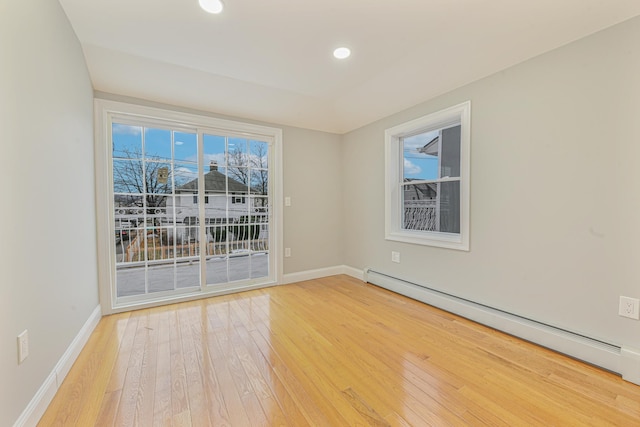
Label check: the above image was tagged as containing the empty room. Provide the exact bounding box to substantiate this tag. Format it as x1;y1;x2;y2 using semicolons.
3;0;640;425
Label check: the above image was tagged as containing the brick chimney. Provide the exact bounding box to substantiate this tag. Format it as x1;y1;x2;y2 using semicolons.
209;161;218;171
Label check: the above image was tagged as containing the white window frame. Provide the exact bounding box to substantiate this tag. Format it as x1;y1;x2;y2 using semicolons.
385;101;471;251
95;99;283;314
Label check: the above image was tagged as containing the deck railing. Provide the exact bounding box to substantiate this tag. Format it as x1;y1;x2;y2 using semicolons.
115;222;269;264
404;201;437;231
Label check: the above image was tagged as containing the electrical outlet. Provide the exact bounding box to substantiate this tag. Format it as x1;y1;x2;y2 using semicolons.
18;330;29;364
619;296;640;320
284;248;291;257
391;251;400;263
284;197;291;207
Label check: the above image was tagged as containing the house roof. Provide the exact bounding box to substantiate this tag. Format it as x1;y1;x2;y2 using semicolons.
178;169;249;194
403;179;437;199
418;136;439;156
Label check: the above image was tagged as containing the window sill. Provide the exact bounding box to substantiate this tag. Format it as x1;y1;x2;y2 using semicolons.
386;230;469;251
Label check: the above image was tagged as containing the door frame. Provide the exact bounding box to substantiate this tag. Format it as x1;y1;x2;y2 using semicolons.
95;99;283;315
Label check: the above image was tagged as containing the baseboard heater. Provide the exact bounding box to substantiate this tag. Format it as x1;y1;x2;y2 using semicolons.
363;268;624;376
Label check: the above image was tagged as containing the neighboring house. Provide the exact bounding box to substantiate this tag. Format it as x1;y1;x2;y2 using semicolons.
166;161;261;223
113;161;267;227
403;179;437;202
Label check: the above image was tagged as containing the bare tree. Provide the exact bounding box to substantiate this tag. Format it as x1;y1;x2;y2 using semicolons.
227;146;249;185
250;143;268;207
226;143;269;208
113;148;183;209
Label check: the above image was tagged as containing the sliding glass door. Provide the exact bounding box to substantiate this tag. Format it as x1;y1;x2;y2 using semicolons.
107;111;277;307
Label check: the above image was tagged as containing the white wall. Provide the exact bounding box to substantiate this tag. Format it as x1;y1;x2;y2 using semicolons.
282;127;344;272
0;1;98;425
342;16;640;349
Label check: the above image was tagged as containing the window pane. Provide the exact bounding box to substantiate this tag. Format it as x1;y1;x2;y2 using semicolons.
229;194;249;219
203;134;227;175
113;159;144;194
175;193;198;228
250;140;269;168
229;255;250;282
402;183;438;231
402;130;439;180
145;161;172;195
206;221;228;251
176;225;199;259
147;264;175;293
441;125;461;178
204;164;231;194
146;205;166;220
252;196;268;213
114;196;142;217
205;195;227;222
116;267;144;297
227;166;249;190
144;128;172;160
144;227;171;262
206;258;228;285
250;170;268;196
228;137;248;167
174;162;198;189
113;124;143;159
174;131;197;163
250;253;268;279
439;181;460;233
176;262;200;289
402;181;460;233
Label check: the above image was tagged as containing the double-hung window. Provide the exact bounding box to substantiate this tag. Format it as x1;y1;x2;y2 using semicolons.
385;101;471;250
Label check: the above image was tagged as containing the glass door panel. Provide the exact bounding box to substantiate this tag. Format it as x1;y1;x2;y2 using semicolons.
113;123;199;298
203;135;270;286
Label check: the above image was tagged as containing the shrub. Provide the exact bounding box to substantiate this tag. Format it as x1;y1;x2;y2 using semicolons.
231;215;263;240
209;225;227;242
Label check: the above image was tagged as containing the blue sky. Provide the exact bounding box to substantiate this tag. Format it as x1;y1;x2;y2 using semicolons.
402;130;439;180
112;123;268;181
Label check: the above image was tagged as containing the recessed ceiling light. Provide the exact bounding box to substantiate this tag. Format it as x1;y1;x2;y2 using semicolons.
333;47;351;59
199;0;224;14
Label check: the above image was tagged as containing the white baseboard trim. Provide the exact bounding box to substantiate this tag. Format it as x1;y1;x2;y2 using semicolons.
281;265;345;284
13;305;102;427
364;268;640;386
621;346;640;385
342;265;365;281
281;265;365;285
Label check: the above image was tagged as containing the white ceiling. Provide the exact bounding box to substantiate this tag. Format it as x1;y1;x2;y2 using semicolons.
59;0;640;134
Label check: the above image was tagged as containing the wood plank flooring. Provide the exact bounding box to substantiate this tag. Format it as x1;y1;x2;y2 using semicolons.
39;275;640;426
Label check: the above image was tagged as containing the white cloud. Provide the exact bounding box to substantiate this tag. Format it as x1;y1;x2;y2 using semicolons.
112;123;142;135
404;158;421;175
175;141;184;146
205;153;226;166
174;166;198;183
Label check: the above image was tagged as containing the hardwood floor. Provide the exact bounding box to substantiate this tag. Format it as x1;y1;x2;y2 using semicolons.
39;275;640;426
